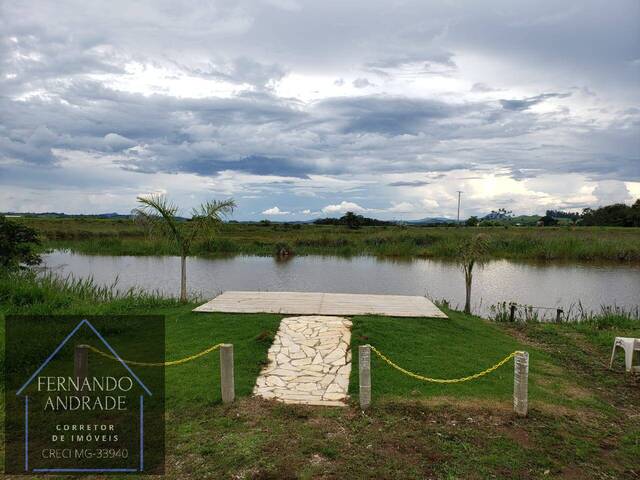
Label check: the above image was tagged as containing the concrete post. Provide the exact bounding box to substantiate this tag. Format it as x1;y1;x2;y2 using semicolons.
220;344;235;403
74;345;88;382
359;345;371;409
513;351;529;417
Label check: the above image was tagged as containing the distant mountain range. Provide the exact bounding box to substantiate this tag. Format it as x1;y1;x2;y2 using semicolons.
2;211;133;219
3;211;458;223
1;212;542;225
405;216;456;224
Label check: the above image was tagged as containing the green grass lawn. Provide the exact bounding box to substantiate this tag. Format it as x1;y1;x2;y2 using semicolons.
1;272;639;478
351;312;524;401
161;310;281;408
350;312;569;407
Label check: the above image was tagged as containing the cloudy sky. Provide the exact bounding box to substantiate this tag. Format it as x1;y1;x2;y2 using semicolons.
1;0;639;220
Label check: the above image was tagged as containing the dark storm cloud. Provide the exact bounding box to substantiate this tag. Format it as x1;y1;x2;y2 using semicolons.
388;180;431;187
0;126;58;164
1;80;637;181
499;92;571;111
0;27;124;98
233;155;310;177
317;96;460;135
0;0;639;198
0;82;308;170
129;153;312;178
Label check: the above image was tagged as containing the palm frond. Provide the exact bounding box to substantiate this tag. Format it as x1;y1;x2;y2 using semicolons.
191;198;236;221
187;198;236;244
133;194;182;242
131;207;162;236
136;194;179;218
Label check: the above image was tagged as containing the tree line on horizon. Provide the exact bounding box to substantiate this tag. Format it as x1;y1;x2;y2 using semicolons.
317;199;640;228
2;199;639;228
577;199;640;227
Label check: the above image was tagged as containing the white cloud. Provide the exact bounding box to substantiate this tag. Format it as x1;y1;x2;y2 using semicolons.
104;133;136;151
262;206;289;215
321;201;366;214
626;181;640;200
421;198;439;209
386;201;415;213
592;180;633;206
301;209;311;214
263;0;301;11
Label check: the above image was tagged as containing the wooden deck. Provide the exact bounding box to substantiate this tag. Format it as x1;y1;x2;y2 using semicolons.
193;291;447;318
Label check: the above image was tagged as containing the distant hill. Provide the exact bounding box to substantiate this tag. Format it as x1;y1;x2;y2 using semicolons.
407;217;455;225
505;215;540;226
0;211;193;221
1;211;132;219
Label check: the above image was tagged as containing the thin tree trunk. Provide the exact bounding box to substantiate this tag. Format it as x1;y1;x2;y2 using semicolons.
464;263;473;314
180;254;187;302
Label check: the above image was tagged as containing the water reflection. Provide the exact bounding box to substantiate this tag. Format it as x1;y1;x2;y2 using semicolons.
42;251;639;318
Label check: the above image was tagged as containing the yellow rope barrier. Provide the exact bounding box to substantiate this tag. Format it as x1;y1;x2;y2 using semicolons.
79;343;223;367
370;346;523;384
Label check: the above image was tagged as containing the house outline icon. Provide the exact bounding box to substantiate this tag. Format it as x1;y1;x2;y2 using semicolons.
16;318;152;473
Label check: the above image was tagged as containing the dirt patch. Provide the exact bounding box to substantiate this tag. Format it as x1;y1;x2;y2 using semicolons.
499;324;549;350
559;465;589;479
534;375;593;401
562;383;593;400
499;425;532;448
537;360;565;376
378;396;513;413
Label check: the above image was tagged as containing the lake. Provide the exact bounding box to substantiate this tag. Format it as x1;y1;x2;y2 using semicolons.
42;251;639;319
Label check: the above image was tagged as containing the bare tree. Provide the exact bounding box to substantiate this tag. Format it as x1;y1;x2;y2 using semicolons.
457;234;489;314
132;194;235;302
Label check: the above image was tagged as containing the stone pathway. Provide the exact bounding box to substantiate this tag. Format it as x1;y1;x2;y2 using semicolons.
253;316;352;406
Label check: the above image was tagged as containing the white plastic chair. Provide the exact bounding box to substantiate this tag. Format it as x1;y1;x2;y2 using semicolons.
609;337;640;373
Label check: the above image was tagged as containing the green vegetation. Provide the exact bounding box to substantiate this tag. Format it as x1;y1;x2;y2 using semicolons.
0;216;41;269
314;211;394;227
465;215;480;227
457;233;489;314
1;272;639;478
580;199;640;227
490;300;639;324
132;194;235;301
475;200;640;227
15;216;640;261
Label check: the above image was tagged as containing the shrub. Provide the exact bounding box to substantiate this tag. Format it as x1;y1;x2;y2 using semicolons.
275;242;294;256
0;215;41;270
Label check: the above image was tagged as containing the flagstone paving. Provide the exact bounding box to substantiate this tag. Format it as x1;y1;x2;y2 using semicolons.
254;316;352;406
194;291;447;318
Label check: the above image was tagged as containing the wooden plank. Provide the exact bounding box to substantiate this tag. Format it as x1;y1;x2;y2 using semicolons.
193;291;447;318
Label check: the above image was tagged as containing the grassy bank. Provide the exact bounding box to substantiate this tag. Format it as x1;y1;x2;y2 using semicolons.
17;217;640;261
1;272;639;478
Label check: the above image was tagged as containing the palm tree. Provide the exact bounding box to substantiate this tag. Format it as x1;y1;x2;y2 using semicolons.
132;194;235;302
457;234;488;314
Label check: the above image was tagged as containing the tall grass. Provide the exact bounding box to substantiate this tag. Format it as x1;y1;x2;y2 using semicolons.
489;300;639;327
19;217;640;261
0;269;181;315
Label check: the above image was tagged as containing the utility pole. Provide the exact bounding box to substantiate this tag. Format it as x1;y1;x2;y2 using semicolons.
456;191;463;225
